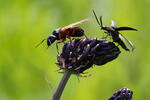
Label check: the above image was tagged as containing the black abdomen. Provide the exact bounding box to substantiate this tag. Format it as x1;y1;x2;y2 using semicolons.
117;38;129;51
68;27;84;37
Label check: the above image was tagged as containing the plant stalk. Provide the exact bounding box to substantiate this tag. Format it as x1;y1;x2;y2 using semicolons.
52;70;72;100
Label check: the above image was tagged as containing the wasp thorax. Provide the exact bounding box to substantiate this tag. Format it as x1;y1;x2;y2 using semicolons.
52;28;60;39
101;26;107;30
56;38;121;74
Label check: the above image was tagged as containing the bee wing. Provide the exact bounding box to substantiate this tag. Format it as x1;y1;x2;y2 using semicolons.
119;33;135;51
115;27;138;31
111;20;117;28
61;18;90;31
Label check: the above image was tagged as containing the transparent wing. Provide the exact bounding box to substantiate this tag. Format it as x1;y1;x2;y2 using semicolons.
111;20;117;28
61;18;90;30
119;34;135;51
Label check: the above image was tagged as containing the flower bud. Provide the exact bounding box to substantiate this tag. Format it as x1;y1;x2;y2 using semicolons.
108;88;133;100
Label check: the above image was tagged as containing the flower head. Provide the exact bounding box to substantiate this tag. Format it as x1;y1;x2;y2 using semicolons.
56;38;121;74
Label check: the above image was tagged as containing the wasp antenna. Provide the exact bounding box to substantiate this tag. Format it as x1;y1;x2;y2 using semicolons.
99;16;103;28
35;39;46;48
92;10;101;27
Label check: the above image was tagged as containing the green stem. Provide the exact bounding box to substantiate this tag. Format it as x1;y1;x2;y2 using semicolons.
52;70;72;100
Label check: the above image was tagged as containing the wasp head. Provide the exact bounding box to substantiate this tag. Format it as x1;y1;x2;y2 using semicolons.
47;35;57;48
46;29;60;48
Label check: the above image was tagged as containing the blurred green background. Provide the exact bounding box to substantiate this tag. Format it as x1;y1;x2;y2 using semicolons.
0;0;149;100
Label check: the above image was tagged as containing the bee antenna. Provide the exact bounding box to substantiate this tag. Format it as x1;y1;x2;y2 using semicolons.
92;10;102;28
35;39;46;48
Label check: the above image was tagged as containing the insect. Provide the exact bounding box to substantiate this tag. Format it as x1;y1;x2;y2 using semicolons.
93;10;137;51
36;18;89;52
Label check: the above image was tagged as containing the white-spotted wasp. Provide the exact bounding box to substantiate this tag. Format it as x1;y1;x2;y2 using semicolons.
93;10;137;51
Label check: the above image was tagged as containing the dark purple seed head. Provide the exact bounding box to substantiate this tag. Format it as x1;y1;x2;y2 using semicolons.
56;38;121;74
108;88;133;100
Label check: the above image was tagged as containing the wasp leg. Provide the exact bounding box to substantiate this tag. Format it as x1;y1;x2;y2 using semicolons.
68;37;73;46
104;32;112;40
105;34;109;39
102;32;109;39
56;42;60;54
57;55;66;68
117;39;130;51
56;39;65;54
102;32;105;39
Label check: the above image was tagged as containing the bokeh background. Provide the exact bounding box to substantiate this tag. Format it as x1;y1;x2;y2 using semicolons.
0;0;149;100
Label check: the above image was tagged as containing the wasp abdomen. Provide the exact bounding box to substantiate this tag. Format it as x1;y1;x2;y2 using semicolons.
68;27;84;37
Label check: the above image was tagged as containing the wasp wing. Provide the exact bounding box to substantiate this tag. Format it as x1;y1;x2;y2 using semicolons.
111;20;117;28
115;27;137;31
119;33;135;51
61;18;90;31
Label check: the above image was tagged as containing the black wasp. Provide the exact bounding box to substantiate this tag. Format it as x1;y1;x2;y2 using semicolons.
93;10;137;51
